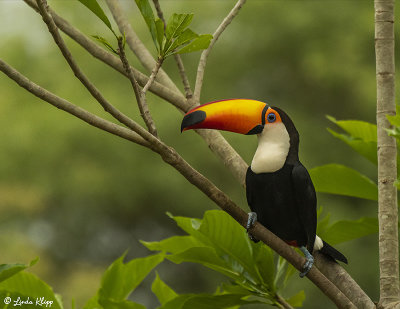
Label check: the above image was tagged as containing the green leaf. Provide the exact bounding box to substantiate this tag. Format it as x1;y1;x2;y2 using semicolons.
134;0;158;49
327;116;377;142
99;253;164;302
252;242;275;289
78;0;114;34
319;217;378;245
0;258;37;283
286;290;306;307
151;272;178;305
0;272;63;309
327;128;377;164
177;34;213;54
91;35;118;55
309;164;378;200
165;14;194;43
160;293;263;309
155;18;165;51
165;28;199;56
141;235;204;254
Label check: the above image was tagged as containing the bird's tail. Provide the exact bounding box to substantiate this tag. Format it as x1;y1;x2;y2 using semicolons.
319;240;348;264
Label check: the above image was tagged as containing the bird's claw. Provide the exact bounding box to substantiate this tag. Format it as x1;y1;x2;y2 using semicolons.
299;246;314;278
246;212;259;242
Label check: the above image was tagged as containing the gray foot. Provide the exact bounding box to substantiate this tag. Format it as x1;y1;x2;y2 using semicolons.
299;246;314;278
246;212;259;243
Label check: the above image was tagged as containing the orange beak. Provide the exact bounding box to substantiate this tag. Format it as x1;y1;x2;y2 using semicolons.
181;99;271;135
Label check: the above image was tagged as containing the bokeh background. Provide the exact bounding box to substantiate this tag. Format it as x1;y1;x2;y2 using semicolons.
0;0;398;308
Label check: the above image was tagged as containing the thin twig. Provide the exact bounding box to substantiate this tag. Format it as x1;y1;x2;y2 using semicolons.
276;295;294;309
34;0;146;137
1;57;359;309
24;0;249;186
105;0;180;94
193;0;246;104
152;0;193;99
0;59;148;147
118;38;158;137
142;57;164;95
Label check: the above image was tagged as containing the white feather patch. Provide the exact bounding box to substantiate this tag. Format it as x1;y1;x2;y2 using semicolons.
314;235;323;251
250;122;290;173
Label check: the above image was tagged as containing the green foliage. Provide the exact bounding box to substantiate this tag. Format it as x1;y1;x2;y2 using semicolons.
0;260;62;309
134;1;212;58
143;210;305;308
309;164;378;200
77;0;115;35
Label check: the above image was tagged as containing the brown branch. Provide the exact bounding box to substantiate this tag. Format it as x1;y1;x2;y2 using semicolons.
141;56;164;95
0;59;148;147
152;0;193;99
314;252;376;309
34;0;148;139
193;0;247;103
118;38;158;137
104;0;180;94
1;57;360;309
375;0;399;307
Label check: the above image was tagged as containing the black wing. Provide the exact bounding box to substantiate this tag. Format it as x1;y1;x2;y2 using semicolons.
291;163;317;252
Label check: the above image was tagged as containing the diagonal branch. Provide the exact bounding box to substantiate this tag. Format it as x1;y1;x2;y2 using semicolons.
34;0;146;137
0;59;148;147
118;38;158;137
104;0;181;94
1;57;363;309
193;0;247;104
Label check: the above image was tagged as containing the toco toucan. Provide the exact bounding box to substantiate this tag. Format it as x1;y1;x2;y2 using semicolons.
181;99;347;277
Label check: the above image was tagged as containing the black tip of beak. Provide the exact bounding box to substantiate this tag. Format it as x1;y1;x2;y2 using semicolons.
181;110;206;132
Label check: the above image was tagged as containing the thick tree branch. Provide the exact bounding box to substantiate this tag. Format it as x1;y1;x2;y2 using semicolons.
1;57;357;309
118;38;158;137
23;0;248;187
193;0;246;103
314;252;376;309
105;0;180;94
375;0;399;306
0;59;148;147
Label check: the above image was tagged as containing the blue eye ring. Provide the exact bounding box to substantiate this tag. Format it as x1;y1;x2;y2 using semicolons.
267;112;276;123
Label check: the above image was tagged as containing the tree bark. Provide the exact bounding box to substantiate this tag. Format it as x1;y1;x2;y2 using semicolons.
375;0;399;307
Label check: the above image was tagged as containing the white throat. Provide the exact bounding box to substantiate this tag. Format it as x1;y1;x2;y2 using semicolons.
250;122;290;173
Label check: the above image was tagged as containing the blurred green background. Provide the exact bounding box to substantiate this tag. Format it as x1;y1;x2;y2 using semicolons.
0;0;398;308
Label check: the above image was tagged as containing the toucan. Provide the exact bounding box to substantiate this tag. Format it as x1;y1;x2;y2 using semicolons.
181;99;347;277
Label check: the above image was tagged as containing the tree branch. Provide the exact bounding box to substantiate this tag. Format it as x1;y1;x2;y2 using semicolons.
0;59;148;147
374;0;399;306
34;0;148;139
23;0;248;186
118;38;158;137
1;56;357;308
104;0;181;94
193;0;246;104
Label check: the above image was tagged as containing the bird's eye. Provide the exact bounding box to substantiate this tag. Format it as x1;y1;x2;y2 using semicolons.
267;112;276;123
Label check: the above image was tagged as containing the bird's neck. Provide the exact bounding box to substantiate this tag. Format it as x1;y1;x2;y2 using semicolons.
250;122;291;174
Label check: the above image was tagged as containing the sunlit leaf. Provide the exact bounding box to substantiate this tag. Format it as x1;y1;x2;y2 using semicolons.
99;253;164;302
165;14;194;42
309;164;378;200
155;18;165;51
91;35;118;54
319;217;378;245
134;0;158;49
0;258;38;283
165;28;198;56
151;272;178;305
77;0;114;34
177;34;213;54
327;116;377;142
141;235;204;254
0;272;63;309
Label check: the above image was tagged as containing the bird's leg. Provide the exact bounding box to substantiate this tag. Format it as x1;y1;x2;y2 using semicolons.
299;246;314;278
246;212;259;242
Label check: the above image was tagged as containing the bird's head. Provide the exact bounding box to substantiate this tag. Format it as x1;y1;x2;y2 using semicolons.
181;99;283;135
